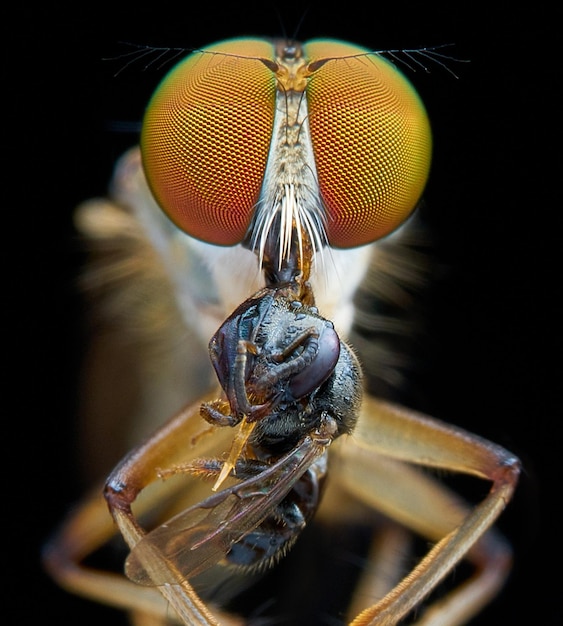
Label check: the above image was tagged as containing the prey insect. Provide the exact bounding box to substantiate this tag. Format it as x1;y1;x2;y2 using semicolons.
44;37;520;625
121;276;362;588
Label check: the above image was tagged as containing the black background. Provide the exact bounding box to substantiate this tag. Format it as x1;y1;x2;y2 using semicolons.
9;2;558;624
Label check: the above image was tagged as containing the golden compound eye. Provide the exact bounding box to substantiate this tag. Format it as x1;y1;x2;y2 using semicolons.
304;39;432;248
141;38;276;245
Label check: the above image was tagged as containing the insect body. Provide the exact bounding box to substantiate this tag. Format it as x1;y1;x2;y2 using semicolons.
121;282;362;585
43;36;520;626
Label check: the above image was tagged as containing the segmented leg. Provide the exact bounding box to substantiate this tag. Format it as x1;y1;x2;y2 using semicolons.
335;395;520;625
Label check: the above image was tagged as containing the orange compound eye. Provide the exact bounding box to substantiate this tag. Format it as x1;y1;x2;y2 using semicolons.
304;40;432;248
141;38;276;245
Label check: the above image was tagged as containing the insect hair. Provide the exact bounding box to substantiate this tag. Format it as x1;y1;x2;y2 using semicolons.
105;40;468;79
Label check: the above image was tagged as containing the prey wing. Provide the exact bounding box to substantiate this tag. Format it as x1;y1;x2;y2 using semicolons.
125;432;328;585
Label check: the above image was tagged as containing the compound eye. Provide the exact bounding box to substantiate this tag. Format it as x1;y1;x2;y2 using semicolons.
304;40;432;247
141;38;276;245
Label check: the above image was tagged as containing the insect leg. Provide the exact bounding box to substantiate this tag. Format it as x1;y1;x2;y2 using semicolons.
336;395;520;625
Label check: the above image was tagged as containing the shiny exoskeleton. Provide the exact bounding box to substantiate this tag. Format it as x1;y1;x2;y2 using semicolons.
193;283;362;570
205;285;361;450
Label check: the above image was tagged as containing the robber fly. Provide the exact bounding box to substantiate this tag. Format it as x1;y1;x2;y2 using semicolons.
44;37;520;626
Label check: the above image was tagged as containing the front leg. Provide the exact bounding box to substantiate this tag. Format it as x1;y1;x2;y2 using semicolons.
253;324;340;402
200;399;241;427
43;393;242;625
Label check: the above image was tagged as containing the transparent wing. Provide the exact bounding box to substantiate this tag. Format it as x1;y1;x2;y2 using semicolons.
125;431;328;585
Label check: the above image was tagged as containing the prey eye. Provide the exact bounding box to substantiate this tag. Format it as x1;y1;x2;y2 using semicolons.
141;37;432;249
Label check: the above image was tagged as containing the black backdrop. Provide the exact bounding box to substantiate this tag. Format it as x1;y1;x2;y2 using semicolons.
9;2;557;624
